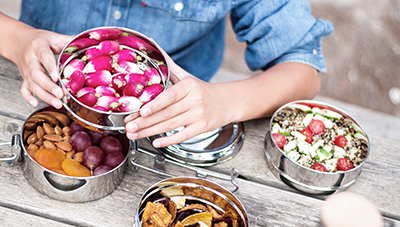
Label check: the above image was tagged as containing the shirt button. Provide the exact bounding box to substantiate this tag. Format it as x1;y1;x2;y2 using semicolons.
313;49;318;54
113;10;122;20
174;2;184;11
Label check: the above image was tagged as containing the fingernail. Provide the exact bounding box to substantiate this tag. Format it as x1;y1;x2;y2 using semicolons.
127;132;138;140
141;108;151;117
51;71;59;82
153;140;161;148
126;123;137;132
52;87;62;98
29;100;37;107
51;99;62;109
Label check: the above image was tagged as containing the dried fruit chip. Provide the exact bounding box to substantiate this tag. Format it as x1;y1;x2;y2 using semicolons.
174;221;184;227
207;204;222;219
214;222;228;227
142;202;173;227
178;203;208;214
181;212;212;226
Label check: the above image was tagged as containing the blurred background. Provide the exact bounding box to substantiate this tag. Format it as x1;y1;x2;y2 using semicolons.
1;0;400;118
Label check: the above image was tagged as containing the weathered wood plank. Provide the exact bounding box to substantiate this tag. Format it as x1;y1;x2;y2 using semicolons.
0;206;75;227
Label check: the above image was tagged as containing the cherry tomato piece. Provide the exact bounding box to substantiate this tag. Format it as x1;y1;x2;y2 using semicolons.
300;129;313;143
334;135;348;148
272;133;287;149
337;158;354;171
308;119;325;135
310;163;327;172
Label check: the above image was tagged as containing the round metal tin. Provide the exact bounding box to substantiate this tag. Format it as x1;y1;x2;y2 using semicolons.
148;122;245;166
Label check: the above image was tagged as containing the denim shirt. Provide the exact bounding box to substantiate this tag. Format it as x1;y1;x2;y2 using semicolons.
20;0;333;81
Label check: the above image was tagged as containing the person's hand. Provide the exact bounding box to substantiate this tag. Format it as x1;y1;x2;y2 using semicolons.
124;58;235;148
11;27;72;108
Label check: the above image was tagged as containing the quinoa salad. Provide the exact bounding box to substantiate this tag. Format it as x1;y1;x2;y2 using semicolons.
271;103;369;172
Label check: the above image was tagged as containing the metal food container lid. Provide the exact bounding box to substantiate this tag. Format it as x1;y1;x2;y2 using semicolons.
148;122;245;167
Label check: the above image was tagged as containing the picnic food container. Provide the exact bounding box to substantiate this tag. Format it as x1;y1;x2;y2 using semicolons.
1;105;135;202
57;26;171;134
264;100;370;195
135;176;249;227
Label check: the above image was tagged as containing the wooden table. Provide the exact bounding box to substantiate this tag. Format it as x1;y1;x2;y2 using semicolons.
0;56;399;227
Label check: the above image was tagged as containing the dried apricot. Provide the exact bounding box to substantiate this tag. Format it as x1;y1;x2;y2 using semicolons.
34;148;66;170
62;158;91;177
51;168;68;175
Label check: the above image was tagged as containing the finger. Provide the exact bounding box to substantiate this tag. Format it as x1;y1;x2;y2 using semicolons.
124;111;140;123
28;57;64;101
150;124;206;148
20;81;38;107
126;110;196;141
32;38;60;83
139;80;189;117
27;74;63;109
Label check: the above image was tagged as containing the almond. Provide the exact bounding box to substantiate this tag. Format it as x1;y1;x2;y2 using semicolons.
63;135;71;143
66;150;76;159
43;123;55;135
27;133;38;145
62;126;71;136
55;125;63;136
73;152;83;163
55;141;73;152
36;125;45;139
43;140;56;150
35;139;44;146
43;134;63;142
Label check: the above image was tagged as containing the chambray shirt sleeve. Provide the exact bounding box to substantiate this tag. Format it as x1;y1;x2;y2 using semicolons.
230;0;334;72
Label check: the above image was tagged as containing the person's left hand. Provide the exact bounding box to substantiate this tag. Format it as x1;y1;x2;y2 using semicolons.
124;58;234;148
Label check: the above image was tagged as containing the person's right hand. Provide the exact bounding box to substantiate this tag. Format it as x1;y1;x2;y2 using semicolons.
12;27;72;109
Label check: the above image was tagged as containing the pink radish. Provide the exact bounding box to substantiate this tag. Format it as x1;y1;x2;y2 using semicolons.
92;106;107;111
85;70;113;87
64;70;85;94
113;60;141;74
66;38;100;52
159;64;168;82
60;53;72;66
111;74;128;90
88;28;123;41
63;59;85;79
123;82;145;98
139;83;164;103
96;96;120;111
125;73;149;85
83;55;113;74
82;47;104;62
111;49;137;62
97;40;120;55
144;67;161;85
77;92;98;107
118;96;142;112
76;87;96;98
95;86;117;97
117;33;158;53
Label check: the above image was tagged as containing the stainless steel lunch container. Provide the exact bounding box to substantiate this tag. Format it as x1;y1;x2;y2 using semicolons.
2;106;134;203
264;100;370;195
57;26;171;133
135;177;249;227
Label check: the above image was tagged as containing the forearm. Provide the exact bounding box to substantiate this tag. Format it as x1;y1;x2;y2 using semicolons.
0;12;35;62
219;62;320;122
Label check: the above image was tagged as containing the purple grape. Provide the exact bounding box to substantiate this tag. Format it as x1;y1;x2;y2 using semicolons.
104;152;125;169
100;136;123;154
70;131;92;152
70;121;87;135
82;146;105;171
87;130;106;145
93;165;113;176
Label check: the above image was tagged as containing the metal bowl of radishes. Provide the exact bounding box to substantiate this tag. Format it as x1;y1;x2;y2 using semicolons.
264;100;370;195
57;27;170;133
